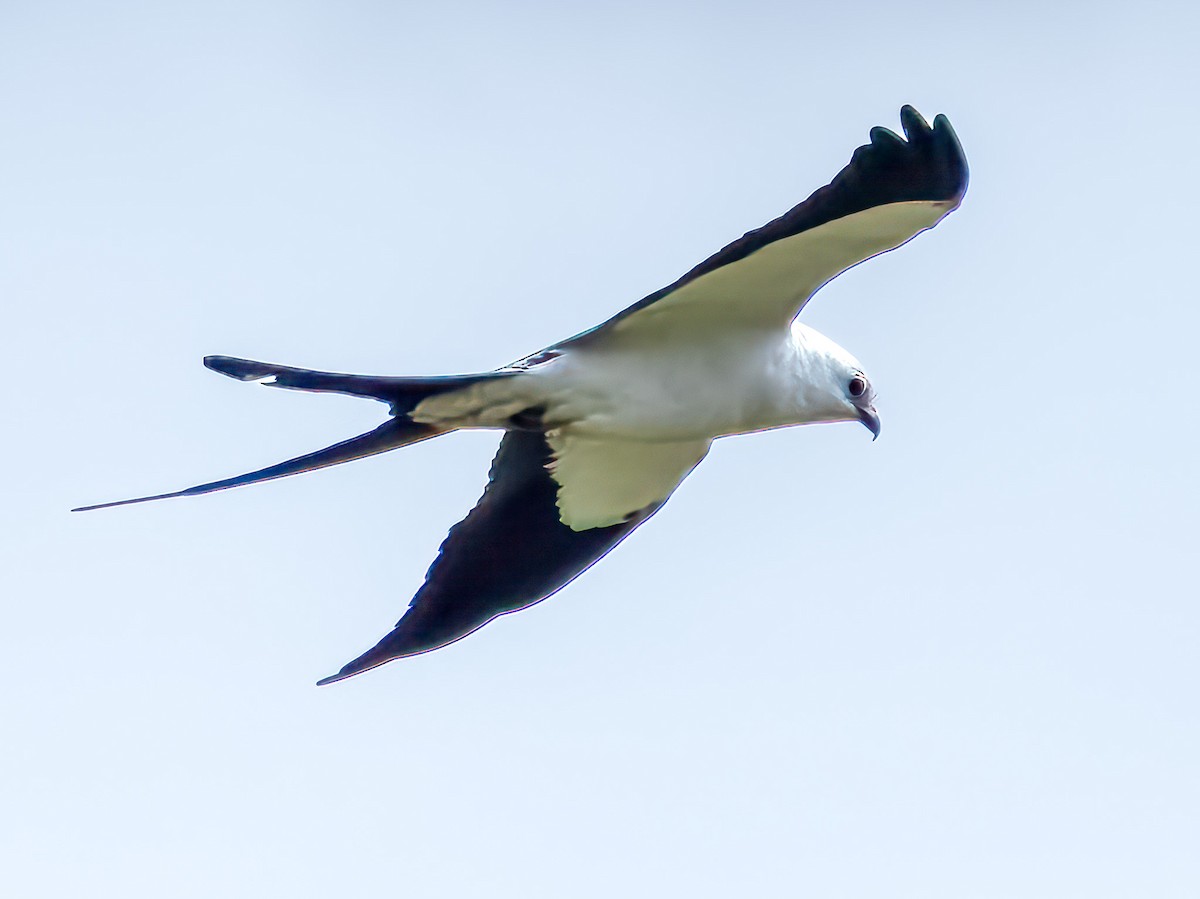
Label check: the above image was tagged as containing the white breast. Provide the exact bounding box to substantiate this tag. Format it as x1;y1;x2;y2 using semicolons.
531;329;807;441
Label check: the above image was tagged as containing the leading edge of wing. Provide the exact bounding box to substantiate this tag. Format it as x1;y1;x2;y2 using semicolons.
316;431;659;685
561;106;968;346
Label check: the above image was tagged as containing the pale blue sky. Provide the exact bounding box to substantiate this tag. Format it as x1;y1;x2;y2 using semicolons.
4;2;1198;896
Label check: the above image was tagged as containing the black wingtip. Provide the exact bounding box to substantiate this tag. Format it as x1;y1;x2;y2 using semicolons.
898;104;931;141
204;355;275;381
931;112;965;160
868;125;905;148
315;656;387;686
895;104;969;205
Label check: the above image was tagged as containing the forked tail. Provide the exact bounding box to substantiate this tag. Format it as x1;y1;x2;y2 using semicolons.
72;355;511;512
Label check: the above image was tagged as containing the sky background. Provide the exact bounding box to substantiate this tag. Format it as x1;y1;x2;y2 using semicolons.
3;1;1198;896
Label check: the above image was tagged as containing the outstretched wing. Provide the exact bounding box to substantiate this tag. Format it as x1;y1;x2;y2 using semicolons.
561;106;968;347
317;431;707;684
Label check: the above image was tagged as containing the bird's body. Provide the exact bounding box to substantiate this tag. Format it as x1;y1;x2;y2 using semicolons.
76;106;969;684
418;325;820;441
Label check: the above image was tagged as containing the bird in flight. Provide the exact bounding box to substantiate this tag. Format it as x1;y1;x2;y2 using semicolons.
76;106;968;685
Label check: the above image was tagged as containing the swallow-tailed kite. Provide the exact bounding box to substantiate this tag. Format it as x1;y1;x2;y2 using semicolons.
76;106;969;684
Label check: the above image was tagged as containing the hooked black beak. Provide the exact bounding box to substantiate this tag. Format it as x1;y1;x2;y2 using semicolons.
857;404;881;441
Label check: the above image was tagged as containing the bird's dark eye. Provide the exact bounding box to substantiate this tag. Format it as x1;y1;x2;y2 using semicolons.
849;376;867;398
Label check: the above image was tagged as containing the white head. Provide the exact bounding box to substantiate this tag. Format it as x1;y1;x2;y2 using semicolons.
790;322;881;439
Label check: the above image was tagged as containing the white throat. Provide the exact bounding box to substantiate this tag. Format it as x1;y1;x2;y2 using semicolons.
786;321;865;423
